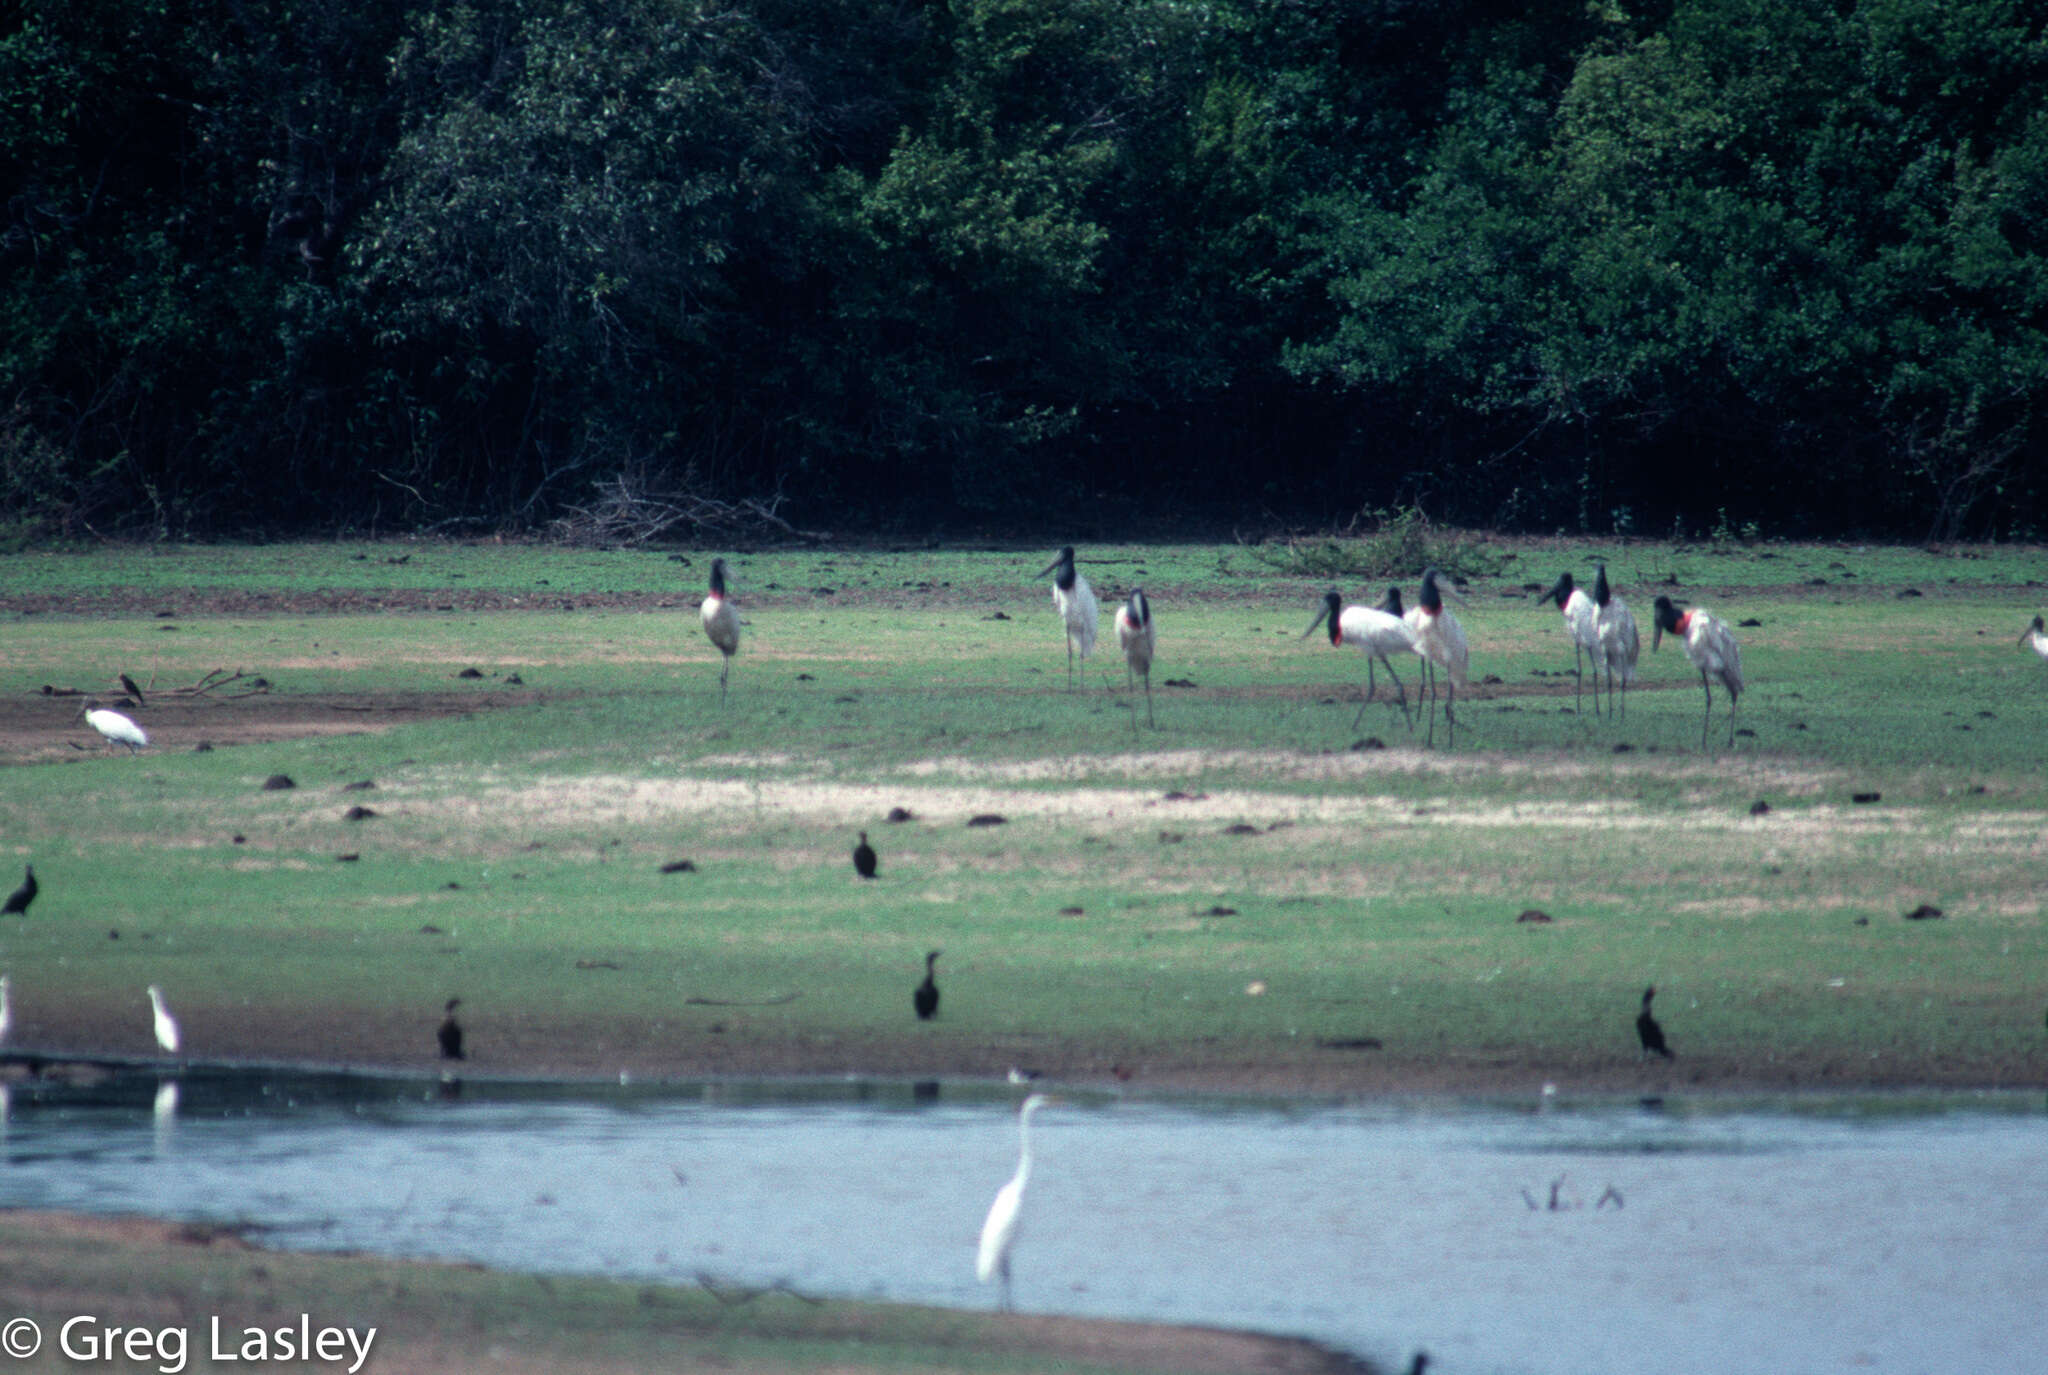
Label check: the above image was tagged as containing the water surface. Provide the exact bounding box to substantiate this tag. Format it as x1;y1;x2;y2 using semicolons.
2;1070;2041;1375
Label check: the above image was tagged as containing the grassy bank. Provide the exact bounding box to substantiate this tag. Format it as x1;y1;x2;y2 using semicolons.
0;1211;1360;1374
0;536;2043;1093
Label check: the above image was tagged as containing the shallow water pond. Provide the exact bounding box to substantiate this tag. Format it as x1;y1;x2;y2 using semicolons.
2;1071;2042;1375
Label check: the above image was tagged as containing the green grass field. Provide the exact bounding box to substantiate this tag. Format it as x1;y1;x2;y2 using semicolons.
2;536;2045;1091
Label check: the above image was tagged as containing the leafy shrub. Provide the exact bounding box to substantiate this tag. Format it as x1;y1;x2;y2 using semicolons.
1245;506;1509;581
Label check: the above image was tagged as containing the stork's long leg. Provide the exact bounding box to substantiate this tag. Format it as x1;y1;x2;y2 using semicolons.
1141;667;1154;728
1351;659;1379;730
1422;658;1439;746
1698;668;1712;751
1343;655;1409;729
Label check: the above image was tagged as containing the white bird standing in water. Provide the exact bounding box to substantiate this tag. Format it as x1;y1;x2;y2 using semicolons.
977;1092;1058;1311
1302;589;1418;730
1405;568;1469;747
147;984;180;1055
1591;564;1639;719
1536;571;1599;715
79;698;148;753
1037;547;1097;689
2022;614;2048;661
1651;595;1743;749
1115;588;1156;728
699;557;741;704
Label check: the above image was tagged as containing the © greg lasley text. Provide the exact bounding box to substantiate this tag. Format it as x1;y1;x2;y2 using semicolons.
58;1314;377;1374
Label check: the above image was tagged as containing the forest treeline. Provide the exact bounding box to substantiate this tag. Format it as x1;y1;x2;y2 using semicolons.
5;0;2047;541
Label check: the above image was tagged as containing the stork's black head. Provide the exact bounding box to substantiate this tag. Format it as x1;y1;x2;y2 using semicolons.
1378;587;1404;618
1038;546;1078;590
1419;567;1447;613
1537;572;1575;608
1127;587;1151;627
1592;563;1612;607
1650;594;1683;636
708;557;729;596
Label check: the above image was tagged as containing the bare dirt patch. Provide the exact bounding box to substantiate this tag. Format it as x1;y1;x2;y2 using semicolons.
0;687;535;764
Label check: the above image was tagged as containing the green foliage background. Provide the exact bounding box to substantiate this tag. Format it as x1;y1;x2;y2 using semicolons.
5;0;2048;539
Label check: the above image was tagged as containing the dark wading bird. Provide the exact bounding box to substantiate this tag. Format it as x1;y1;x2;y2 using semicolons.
1651;595;1743;749
1636;986;1674;1060
438;998;466;1060
1115;588;1157;729
1036;547;1098;689
914;950;941;1020
853;831;878;880
2;864;36;916
699;557;742;704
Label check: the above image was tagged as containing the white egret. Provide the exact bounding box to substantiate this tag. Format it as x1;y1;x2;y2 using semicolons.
2;864;35;916
977;1092;1057;1310
80;698;148;753
1405;568;1469;748
1636;986;1673;1059
1115;588;1156;728
146;984;180;1055
699;557;741;703
913;949;940;1020
1535;571;1599;714
1651;595;1743;749
1591;564;1639;719
1036;547;1097;689
2022;615;2048;660
1302;588;1418;730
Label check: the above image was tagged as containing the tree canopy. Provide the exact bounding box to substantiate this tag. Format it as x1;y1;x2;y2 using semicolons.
6;0;2047;540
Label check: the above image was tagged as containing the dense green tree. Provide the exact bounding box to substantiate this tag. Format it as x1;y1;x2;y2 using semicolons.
5;0;2048;538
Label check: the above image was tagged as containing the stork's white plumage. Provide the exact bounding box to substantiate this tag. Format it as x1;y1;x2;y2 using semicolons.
1303;589;1418;730
1037;547;1097;689
1591;564;1639;719
977;1093;1057;1310
0;974;11;1046
699;557;741;704
2022;615;2048;660
1115;588;1157;728
1536;571;1600;714
146;984;180;1055
1651;595;1743;749
1405;568;1468;747
79;698;148;753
